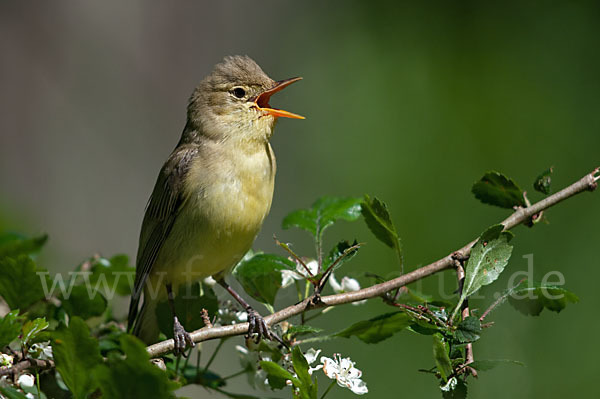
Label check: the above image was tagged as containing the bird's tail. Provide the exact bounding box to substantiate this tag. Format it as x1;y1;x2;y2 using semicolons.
132;299;160;345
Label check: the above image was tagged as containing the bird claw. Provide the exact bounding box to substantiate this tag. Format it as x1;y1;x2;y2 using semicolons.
245;307;286;347
173;316;194;357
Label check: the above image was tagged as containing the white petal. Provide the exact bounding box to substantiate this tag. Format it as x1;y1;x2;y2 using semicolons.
349;379;369;395
203;276;217;286
440;377;458;392
321;357;339;380
18;374;35;389
304;348;322;365
341;277;361;292
329;274;342;293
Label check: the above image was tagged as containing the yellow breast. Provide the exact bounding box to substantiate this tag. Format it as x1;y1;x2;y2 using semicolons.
148;140;276;293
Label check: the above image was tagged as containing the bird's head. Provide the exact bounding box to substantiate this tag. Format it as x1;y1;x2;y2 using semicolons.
187;55;303;143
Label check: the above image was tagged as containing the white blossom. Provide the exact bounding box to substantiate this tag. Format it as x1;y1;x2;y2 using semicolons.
17;374;35;389
0;353;13;367
304;348;321;365
281;259;319;288
235;345;270;390
217;308;247;325
203;276;217;286
320;354;368;395
440;377;458;392
29;341;53;360
329;274;367;305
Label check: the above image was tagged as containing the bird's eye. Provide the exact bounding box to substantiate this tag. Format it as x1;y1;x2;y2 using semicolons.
231;87;246;99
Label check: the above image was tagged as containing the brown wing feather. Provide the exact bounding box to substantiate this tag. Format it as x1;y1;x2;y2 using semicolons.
127;144;199;331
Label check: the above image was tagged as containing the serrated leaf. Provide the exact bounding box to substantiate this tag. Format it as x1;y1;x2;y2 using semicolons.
323;240;360;271
0;310;21;348
533;167;553;195
53;317;103;399
508;280;578;316
233;253;295;306
0;255;50;310
335;312;412;343
61;285;107;319
472;171;525;208
0;233;48;259
455;316;481;343
361;195;403;261
282;196;362;239
469;359;524;371
433;333;453;382
456;225;513;313
260;360;297;383
156;282;218;338
94;335;179;398
22;317;49;346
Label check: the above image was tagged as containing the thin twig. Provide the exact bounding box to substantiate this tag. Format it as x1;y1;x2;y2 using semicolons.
0;359;54;377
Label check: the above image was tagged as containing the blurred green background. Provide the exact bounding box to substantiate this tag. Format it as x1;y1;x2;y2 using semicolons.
1;1;599;397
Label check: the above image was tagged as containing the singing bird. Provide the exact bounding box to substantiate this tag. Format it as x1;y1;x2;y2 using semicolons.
127;56;303;354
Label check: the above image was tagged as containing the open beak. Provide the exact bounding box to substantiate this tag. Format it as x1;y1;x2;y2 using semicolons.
251;77;304;119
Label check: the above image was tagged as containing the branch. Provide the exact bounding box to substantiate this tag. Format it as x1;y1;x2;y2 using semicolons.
0;358;54;377
144;167;599;358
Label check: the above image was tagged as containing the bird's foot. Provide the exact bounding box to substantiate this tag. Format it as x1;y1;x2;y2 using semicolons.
173;316;194;357
246;307;286;347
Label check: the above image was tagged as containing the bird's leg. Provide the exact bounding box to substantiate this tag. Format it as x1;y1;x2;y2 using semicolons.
166;283;194;356
217;279;286;346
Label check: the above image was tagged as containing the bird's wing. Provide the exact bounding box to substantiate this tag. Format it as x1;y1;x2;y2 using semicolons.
127;144;199;331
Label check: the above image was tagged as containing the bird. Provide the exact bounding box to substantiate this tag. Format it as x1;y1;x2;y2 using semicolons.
127;55;303;354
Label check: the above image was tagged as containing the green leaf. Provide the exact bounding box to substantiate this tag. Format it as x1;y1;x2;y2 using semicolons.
335;312;412;343
0;310;21;348
533;167;553;195
260;360;298;384
508;280;579;316
61;285;107;319
433;333;453;382
472;171;525;208
456;225;513;315
286;324;323;338
53;317;103;399
156;282;218;338
469;359;524;371
95;335;179;399
0;386;29;399
87;254;135;297
455;316;481;343
233;253;295;306
0;255;49;310
323;240;361;271
292;346;312;391
282;196;362;239
0;233;48;259
22;317;49;346
361;195;403;266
